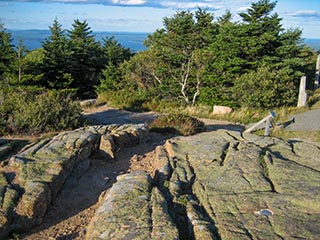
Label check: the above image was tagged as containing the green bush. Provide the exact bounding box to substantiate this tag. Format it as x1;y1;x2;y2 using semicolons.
0;88;82;135
149;114;205;136
233;67;298;109
308;88;320;109
98;88;152;112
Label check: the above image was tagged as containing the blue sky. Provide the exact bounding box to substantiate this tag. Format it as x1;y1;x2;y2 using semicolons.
0;0;319;38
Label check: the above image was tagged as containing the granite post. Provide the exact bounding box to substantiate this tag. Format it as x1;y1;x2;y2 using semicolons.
297;76;307;107
315;54;320;89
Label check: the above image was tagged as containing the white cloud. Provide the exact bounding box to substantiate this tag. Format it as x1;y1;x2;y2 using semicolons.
111;0;146;5
287;10;320;18
160;1;222;10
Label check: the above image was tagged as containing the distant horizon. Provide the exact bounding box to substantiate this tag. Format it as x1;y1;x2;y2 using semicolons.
8;28;151;35
7;29;320;52
8;29;150;52
7;28;320;40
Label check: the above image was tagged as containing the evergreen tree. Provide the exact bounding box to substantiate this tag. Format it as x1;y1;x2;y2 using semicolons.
68;19;103;98
0;23;16;81
238;0;283;67
102;37;132;67
144;9;218;105
42;18;72;89
205;0;307;108
19;48;44;86
98;37;132;93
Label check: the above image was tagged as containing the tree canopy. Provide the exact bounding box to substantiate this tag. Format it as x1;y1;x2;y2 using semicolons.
118;0;314;108
0;0;317;110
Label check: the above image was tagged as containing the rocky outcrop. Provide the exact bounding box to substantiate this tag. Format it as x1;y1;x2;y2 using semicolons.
0;124;148;238
163;130;320;239
2;126;319;239
86;130;320;239
86;171;179;240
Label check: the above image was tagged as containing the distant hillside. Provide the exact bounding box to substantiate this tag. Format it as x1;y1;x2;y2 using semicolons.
8;29;148;52
8;29;320;52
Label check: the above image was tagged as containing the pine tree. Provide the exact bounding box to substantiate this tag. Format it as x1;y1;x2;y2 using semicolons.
144;9;217;105
102;37;132;66
68;19;103;98
0;23;16;81
42;18;72;89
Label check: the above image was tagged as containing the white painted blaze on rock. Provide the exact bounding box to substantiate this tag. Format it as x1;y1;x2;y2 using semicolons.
213;105;233;115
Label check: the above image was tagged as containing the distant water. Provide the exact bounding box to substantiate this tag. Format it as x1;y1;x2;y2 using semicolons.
7;29;320;52
303;38;320;51
8;29;149;52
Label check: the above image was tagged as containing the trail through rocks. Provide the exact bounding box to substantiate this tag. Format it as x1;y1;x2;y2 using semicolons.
20;132;169;240
18;105;242;239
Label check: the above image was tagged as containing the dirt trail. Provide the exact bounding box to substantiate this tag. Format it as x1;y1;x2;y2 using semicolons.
82;104;244;132
20;105;242;239
21;132;169;240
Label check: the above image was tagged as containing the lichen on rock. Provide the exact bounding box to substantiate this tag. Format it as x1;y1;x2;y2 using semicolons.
0;124;149;238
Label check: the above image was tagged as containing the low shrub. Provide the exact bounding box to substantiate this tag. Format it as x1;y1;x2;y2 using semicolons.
0;88;82;135
98;89;151;112
149;114;205;136
308;88;320;109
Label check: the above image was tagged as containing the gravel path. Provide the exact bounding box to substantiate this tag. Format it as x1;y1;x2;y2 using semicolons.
82;105;245;132
82;105;158;125
285;109;320;131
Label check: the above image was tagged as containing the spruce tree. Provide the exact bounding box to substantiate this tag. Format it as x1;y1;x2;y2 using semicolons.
102;37;132;67
42;18;71;89
0;23;16;81
68;19;103;98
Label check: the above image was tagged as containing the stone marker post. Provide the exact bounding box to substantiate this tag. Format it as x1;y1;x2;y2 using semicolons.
315;54;320;89
297;76;307;107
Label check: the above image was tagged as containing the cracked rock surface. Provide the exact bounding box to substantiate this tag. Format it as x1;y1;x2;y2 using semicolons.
1;126;319;239
86;171;179;240
164;130;320;239
0;124;149;238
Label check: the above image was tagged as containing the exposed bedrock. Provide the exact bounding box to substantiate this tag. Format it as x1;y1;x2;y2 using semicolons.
85;171;179;240
164;130;320;239
1;126;319;239
0;124;149;238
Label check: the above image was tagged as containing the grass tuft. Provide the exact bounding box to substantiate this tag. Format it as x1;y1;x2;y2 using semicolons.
149;114;205;136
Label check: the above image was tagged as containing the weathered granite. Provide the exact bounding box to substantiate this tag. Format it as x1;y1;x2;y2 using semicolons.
1;125;319;239
0;124;149;238
151;187;179;240
164;130;320;239
86;171;179;240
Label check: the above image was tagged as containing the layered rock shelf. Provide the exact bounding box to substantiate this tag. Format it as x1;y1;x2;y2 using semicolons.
1;126;319;239
163;131;320;239
86;171;179;240
0;124;148;238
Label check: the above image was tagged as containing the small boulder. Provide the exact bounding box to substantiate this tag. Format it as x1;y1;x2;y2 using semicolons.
79;99;97;108
213;105;232;115
99;134;115;160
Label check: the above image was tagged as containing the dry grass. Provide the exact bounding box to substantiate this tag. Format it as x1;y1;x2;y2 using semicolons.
149;114;205;136
270;128;320;143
